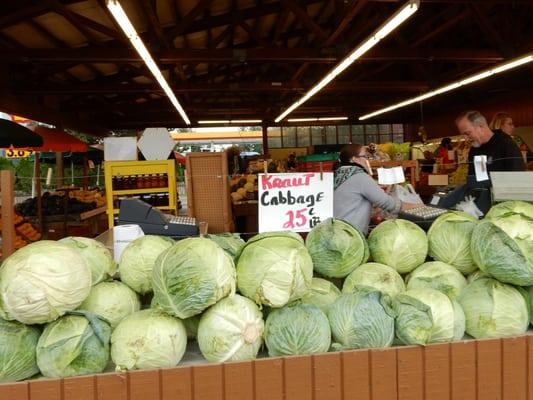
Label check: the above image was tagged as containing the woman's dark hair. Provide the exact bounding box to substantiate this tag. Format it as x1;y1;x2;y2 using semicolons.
440;137;452;147
334;144;364;170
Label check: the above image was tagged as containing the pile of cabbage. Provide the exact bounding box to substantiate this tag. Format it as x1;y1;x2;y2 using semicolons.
1;200;532;382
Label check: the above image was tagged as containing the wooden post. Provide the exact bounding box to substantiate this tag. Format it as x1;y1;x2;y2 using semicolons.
82;153;89;189
35;153;43;234
56;152;64;188
1;170;15;259
262;124;269;156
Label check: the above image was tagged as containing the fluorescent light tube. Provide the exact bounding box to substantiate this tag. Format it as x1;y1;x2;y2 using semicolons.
198;120;231;124
106;0;191;125
275;0;419;123
359;53;533;120
197;120;262;124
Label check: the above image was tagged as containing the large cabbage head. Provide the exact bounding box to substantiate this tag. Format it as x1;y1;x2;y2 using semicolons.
300;278;341;314
368;219;428;274
119;235;175;294
458;277;528;339
198;294;264;362
264;303;330;356
470;215;533;286
59;236;116;284
406;261;467;299
342;262;405;298
36;312;111;378
205;233;245;260
236;232;313;307
427;212;478;274
111;309;187;371
305;218;369;278
486;200;533;220
78;281;141;328
0;318;40;382
152;237;236;319
394;288;465;345
328;291;395;350
0;241;92;324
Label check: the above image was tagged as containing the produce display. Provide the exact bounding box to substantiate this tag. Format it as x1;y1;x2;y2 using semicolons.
15;190;101;217
230;174;257;204
0;208;41;254
0;200;532;383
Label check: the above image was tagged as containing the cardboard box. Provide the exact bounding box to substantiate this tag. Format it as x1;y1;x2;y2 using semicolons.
104;137;138;161
1;335;531;399
428;174;449;186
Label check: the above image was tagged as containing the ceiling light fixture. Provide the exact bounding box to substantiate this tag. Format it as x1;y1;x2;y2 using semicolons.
274;0;420;123
106;0;191;125
287;117;349;122
359;52;533;120
197;120;263;124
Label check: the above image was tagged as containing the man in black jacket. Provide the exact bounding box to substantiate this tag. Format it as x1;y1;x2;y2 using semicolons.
439;110;525;214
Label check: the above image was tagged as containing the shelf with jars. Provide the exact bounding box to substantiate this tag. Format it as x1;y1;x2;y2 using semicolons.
104;160;177;228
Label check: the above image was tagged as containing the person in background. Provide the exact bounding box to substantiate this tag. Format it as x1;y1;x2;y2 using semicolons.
490;111;532;164
333;144;419;234
286;153;297;171
439;110;525;214
435;137;454;165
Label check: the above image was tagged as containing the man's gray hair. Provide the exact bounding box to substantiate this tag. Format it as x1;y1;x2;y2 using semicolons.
455;110;488;126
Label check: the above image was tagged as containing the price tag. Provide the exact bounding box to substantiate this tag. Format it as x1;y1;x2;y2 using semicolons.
258;172;333;233
5;149;34;158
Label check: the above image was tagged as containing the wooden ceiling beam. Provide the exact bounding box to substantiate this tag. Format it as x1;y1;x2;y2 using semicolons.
0;47;504;63
281;0;329;42
18;80;429;95
326;0;369;46
138;0;171;49
0;3;51;30
169;0;213;38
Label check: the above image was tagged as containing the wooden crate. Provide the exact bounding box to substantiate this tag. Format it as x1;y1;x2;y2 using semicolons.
1;335;532;400
186;152;233;233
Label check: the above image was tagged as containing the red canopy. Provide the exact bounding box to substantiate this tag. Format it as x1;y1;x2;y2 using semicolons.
30;126;88;153
174;151;186;165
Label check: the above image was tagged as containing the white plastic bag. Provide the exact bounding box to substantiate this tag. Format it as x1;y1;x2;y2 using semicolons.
455;195;483;218
390;184;424;205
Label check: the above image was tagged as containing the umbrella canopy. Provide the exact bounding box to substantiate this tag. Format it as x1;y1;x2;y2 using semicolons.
0;118;44;148
30;126;88;153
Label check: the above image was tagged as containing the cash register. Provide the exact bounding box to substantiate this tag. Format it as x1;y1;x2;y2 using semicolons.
398;204;449;230
118;198;199;238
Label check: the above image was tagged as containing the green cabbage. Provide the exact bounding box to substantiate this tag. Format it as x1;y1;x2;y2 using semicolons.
198;294;264;362
0;241;92;324
300;277;341;314
342;262;405;298
152;237;236;319
0;318;40;382
36;312;111;378
78;281;141;328
486;200;533;220
328;291;395;350
471;216;533;286
236;232;312;307
368;219;428;274
119;235;175;294
205;233;245;260
264;303;330;356
394;288;465;345
406;261;467;299
59;236;116;285
305;218;369;278
427;211;478;274
467;270;489;283
458;278;529;339
111;309;187;371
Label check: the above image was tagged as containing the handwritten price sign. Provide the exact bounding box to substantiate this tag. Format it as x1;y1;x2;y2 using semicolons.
258;172;333;233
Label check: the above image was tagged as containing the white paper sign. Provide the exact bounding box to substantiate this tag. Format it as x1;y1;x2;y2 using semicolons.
474;155;489;182
258;172;333;233
377;166;405;185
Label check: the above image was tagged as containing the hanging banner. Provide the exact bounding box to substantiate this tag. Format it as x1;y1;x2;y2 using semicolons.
258;172;333;233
